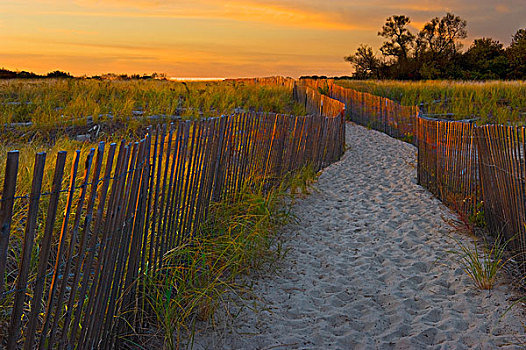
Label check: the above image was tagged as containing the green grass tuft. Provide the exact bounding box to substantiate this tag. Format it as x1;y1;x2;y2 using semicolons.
135;166;317;349
448;234;513;290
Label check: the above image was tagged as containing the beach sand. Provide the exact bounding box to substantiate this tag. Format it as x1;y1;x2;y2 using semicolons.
192;122;525;349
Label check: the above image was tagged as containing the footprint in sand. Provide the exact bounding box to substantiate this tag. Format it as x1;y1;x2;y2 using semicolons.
192;123;525;350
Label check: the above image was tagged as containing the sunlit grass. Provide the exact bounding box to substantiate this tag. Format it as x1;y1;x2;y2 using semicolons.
337;80;526;124
0;78;315;346
136;166;317;348
0;79;306;128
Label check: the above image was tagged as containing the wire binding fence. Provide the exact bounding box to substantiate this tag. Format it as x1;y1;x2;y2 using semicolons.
476;124;526;260
300;79;418;144
0;81;345;349
224;76;296;89
306;78;526;272
417;117;480;219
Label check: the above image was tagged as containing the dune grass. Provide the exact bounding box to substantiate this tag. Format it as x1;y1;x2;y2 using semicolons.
0;79;306;129
0;78;313;347
443;201;515;291
337;80;526;124
133;166;318;349
448;234;513;290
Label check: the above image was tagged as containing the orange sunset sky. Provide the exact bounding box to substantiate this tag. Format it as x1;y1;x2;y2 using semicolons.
1;0;525;78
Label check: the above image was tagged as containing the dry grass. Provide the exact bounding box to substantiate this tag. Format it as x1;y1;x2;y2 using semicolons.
132;166;317;349
0;79;306;128
337;80;526;124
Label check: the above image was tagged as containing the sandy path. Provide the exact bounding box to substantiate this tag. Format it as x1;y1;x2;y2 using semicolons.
193;122;525;349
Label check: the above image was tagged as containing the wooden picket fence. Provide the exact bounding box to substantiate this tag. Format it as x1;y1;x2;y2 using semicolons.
418;120;526;263
416;117;480;220
224;76;296;89
300;79;418;144
304;78;526;270
0;82;345;349
476;125;526;260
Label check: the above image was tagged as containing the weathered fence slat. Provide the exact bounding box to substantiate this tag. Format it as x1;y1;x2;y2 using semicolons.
24;151;67;350
61;143;105;348
39;150;81;349
48;149;95;348
7;152;46;349
0;151;19;299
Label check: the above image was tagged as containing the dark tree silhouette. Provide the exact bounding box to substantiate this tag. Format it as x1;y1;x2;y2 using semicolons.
415;13;467;78
344;45;382;79
417;13;467;60
46;70;73;78
507;29;526;78
342;13;526;80
378;15;415;61
463;38;508;79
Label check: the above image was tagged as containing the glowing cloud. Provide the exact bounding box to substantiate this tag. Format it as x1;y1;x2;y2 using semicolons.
1;0;525;77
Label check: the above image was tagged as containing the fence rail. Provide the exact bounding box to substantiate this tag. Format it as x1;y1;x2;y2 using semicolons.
304;78;526;272
0;81;345;349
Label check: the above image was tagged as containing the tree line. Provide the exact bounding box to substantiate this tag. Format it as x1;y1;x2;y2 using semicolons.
344;13;526;80
0;69;168;80
0;69;74;79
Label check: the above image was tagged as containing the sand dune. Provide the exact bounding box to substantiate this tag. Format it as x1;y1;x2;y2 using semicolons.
193;122;525;349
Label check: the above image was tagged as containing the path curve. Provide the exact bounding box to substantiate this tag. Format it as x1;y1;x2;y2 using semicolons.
194;122;525;349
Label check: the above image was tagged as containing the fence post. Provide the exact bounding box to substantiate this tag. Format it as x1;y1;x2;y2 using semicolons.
212;115;227;201
0;151;19;300
24;151;67;350
7;152;46;349
416;118;421;185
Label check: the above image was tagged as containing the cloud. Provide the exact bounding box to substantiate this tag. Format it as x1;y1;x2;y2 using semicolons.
3;0;526;77
40;8;361;31
221;1;361;30
51;40;156;51
37;27;99;36
11;0;371;31
495;4;511;13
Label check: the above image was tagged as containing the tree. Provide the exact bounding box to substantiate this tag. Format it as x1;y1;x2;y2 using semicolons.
341;12;526;80
507;28;526;78
416;13;467;78
418;13;467;60
344;45;381;79
463;38;508;79
46;70;73;78
378;15;415;61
